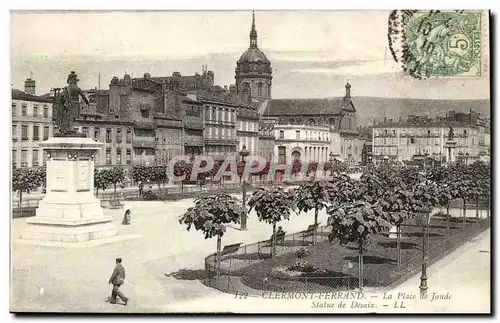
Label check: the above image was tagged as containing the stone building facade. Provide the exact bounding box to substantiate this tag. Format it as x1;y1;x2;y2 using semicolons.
262;83;362;165
11;79;54;168
273;124;341;165
371;110;489;163
258;118;277;162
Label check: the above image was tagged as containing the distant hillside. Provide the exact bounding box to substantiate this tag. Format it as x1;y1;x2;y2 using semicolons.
349;97;491;126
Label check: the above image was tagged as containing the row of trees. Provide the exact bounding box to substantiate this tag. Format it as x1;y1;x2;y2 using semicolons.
179;161;490;288
12;166;127;201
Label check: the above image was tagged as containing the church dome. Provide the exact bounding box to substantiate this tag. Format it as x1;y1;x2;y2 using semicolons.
238;47;270;64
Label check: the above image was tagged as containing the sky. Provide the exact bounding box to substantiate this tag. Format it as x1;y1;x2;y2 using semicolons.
10;10;490;99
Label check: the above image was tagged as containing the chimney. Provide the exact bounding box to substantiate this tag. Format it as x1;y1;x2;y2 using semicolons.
24;78;36;95
123;73;131;86
224;85;228;92
171;71;181;91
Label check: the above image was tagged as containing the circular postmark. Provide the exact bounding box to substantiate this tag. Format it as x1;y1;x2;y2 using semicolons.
388;10;482;79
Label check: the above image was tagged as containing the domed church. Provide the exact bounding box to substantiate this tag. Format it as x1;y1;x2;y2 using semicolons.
235;11;272;104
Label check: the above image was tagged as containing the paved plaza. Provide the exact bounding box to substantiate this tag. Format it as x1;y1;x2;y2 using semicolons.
11;195;329;313
11;193;490;313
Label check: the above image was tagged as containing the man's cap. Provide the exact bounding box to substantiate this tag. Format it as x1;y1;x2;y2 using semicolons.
116;258;122;262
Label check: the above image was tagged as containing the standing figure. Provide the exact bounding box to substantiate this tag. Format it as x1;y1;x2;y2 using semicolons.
55;71;90;135
108;258;128;306
447;126;454;140
122;209;131;225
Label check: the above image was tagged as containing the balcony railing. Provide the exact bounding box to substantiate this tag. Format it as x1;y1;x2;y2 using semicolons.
132;137;156;149
203;138;239;145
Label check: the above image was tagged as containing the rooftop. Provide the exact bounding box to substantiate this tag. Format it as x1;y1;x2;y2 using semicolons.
12;89;53;103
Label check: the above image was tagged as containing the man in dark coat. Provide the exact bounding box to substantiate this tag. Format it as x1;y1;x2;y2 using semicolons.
108;258;129;305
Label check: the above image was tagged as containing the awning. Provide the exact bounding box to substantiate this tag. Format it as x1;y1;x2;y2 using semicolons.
334;157;344;162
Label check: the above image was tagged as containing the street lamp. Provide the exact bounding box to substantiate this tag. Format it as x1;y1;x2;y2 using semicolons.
416;209;432;299
328;151;335;177
240;145;250;231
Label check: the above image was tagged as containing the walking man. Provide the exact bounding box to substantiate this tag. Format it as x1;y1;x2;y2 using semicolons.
108;258;128;306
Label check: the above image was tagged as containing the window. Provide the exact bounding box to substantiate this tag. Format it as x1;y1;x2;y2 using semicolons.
126;129;132;143
126;149;132;164
43;106;49;118
278;146;286;164
258;83;263;96
82;127;88;137
393;130;396;137
43;126;49;140
464;130;467;136
43;150;47;166
94;127;100;140
12;150;17;166
21;125;28;140
116;148;122;164
21;149;28;167
105;148;111;165
21;104;27;116
32;149;39;166
410;137;415;144
106;128;112;143
427;130;431;136
33;106;38;117
279;130;284;139
12;125;17;140
12;103;16;117
116;128;122;143
33;125;40;141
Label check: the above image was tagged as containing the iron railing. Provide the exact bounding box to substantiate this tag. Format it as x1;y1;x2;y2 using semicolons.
204;217;490;295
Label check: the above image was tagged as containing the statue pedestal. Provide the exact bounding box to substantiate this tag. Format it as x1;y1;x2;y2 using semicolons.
19;137;118;244
444;140;457;163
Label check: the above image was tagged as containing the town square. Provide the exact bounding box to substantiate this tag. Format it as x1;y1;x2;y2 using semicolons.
9;9;491;314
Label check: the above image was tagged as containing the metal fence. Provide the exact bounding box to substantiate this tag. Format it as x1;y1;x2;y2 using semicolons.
11;180;301;209
204;216;490;295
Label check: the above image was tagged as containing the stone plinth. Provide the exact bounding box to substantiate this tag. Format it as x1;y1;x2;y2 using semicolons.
444;140;457;163
20;137;118;244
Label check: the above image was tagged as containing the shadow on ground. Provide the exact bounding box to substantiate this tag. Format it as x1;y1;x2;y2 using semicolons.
165;268;206;280
406;232;444;238
343;255;396;265
378;241;420;250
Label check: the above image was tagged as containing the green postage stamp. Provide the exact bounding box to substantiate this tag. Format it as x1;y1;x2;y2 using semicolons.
388;10;488;79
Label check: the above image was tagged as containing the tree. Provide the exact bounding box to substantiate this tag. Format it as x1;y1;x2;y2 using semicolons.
209;160;222;187
131;165;151;184
151;165;168;194
427;166;458;237
247;186;297;257
94;168;107;196
451;163;472;230
179;194;244;277
291;158;303;180
307;161;318;179
101;167;125;199
173;160;191;193
380;179;414;267
294;179;331;244
12;167;45;215
467;161;490;220
326;176;391;290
